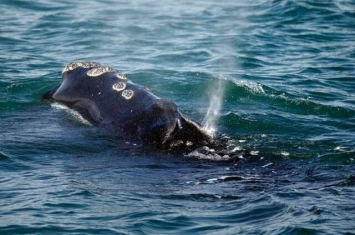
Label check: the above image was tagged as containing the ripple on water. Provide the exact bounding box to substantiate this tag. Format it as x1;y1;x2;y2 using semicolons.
1;0;355;234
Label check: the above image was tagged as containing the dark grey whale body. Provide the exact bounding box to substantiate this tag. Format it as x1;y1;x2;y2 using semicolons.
42;62;212;149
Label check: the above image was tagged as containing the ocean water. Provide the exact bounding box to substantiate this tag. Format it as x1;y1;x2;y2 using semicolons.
1;0;355;234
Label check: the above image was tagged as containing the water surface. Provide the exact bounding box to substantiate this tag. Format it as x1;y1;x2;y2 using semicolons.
1;0;355;234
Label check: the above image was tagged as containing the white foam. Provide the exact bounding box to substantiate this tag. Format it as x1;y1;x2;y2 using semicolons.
50;102;68;110
334;146;352;152
234;79;265;94
206;178;218;183
50;103;92;126
262;163;274;168
186;146;231;161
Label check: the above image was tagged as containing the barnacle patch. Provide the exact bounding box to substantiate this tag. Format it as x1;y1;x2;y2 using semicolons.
116;74;127;80
80;62;101;68
122;89;134;100
112;82;126;92
87;66;115;77
62;62;101;74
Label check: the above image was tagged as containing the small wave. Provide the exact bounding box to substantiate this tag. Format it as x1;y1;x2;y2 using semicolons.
0;225;116;235
0;151;9;160
159;192;243;201
225;77;265;95
269;90;355;118
203;175;263;184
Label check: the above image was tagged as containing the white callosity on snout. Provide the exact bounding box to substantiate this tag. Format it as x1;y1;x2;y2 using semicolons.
122;89;134;100
112;82;126;92
62;62;101;74
116;74;127;80
87;66;116;77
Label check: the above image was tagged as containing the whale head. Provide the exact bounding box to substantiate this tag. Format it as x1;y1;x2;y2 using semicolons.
42;61;213;150
139;99;212;149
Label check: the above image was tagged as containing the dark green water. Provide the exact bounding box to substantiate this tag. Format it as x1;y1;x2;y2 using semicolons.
1;0;355;234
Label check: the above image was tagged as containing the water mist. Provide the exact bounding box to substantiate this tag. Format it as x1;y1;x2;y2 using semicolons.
203;78;225;136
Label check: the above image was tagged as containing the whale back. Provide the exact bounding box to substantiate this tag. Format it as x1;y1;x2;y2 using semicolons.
42;62;212;148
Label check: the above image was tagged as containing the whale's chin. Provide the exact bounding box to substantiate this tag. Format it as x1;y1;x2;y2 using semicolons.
142;116;212;150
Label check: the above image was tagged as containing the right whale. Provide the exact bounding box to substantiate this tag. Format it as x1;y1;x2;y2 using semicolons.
42;62;213;149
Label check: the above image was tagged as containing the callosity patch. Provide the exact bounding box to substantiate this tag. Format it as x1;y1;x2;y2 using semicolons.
116;74;127;80
87;66;116;77
112;82;126;92
62;62;101;74
122;89;134;100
